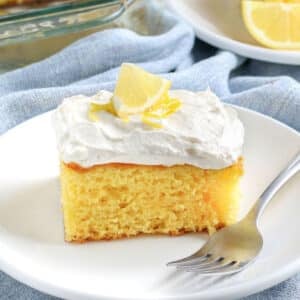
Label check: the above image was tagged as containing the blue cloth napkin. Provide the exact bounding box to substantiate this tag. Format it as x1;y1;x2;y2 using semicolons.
0;2;299;299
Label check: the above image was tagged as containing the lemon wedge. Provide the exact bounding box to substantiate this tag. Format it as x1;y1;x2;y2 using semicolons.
88;63;181;128
113;63;171;117
242;0;300;49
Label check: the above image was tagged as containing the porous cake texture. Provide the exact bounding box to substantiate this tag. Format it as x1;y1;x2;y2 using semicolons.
61;160;243;242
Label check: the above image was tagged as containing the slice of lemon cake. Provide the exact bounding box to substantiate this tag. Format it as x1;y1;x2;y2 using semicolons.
53;63;244;242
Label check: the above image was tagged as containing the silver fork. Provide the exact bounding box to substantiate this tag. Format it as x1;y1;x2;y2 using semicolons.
167;151;300;275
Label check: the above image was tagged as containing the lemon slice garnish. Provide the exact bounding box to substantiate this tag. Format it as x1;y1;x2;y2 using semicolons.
113;63;171;117
88;63;181;128
242;0;300;49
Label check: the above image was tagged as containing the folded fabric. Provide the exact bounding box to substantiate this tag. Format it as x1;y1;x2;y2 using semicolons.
0;1;299;300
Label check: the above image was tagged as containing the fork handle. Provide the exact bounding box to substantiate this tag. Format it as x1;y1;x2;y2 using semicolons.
246;151;300;224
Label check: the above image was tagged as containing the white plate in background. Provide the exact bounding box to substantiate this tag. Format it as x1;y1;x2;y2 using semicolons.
167;0;300;65
0;106;299;300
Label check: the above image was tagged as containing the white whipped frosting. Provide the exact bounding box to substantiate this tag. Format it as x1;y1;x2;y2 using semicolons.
53;90;244;169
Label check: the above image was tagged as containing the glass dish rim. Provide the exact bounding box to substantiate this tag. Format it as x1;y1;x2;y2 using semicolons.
0;0;123;23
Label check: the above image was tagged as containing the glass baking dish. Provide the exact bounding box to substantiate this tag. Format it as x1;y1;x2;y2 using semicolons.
0;0;134;45
0;0;158;72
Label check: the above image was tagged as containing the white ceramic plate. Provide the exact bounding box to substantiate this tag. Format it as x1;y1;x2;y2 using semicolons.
0;106;299;300
167;0;300;65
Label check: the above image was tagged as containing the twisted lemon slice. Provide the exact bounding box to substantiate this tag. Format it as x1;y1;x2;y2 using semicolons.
112;63;172;117
88;63;181;128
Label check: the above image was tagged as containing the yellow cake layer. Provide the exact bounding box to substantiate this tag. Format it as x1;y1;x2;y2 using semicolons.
61;160;243;242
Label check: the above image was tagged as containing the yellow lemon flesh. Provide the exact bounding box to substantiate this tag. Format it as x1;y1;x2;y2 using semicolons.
88;63;181;129
112;63;172;117
242;0;300;49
